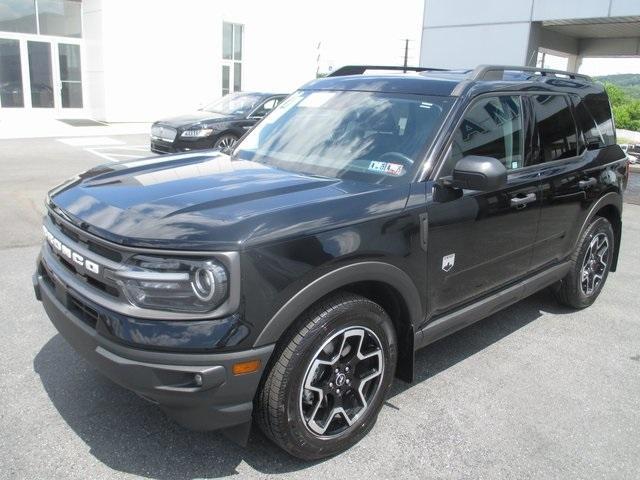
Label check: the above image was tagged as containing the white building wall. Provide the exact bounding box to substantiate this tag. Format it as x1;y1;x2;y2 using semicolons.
84;0;424;122
421;23;534;69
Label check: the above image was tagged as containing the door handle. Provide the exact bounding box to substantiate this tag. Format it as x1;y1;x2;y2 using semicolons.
578;177;597;189
510;192;537;209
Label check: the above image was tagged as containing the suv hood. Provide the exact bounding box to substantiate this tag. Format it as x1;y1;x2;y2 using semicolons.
48;152;410;250
155;111;238;128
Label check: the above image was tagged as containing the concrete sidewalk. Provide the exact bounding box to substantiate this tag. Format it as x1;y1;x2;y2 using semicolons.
0;117;151;139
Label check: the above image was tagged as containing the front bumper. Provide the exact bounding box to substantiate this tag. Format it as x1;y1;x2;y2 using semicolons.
150;136;217;154
33;270;274;432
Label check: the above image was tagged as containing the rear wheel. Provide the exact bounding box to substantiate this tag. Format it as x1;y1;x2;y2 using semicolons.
255;293;397;460
554;216;614;309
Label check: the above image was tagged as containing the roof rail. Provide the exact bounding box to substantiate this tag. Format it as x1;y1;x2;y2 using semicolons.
469;64;592;82
327;65;448;77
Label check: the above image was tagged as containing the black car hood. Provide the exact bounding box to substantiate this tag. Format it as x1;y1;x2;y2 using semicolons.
49;152;410;250
156;111;239;128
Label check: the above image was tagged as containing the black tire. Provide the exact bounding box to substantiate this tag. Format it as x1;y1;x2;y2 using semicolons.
213;133;238;150
255;292;397;460
554;216;614;309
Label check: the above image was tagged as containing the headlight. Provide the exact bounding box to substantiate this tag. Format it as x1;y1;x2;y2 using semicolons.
181;128;214;138
105;256;228;313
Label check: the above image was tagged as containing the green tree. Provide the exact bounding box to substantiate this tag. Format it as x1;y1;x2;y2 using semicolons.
604;83;640;131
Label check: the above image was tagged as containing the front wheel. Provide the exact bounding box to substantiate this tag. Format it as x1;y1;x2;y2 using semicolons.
213;133;238;150
255;293;397;460
554;216;614;309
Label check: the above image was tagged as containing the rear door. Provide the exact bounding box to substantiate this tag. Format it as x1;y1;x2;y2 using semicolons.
529;92;620;270
426;94;541;316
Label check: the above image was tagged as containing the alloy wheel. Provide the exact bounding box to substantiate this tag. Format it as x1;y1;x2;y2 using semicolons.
581;232;609;296
216;135;237;150
299;326;384;438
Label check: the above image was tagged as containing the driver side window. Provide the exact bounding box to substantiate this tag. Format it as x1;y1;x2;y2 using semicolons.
252;98;280;118
442;95;524;176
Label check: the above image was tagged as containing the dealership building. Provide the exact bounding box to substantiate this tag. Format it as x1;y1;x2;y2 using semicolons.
0;0;423;123
420;0;640;72
0;0;323;122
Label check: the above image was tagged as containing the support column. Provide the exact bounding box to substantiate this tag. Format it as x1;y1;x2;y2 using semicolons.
567;54;583;73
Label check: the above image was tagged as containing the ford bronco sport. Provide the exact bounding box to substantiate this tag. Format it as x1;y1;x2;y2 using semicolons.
34;65;628;459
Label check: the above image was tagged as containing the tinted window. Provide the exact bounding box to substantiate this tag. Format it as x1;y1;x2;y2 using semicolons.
444;95;524;175
583;92;615;146
570;94;603;151
38;0;82;38
533;95;578;162
0;0;36;34
0;38;24;107
222;23;233;60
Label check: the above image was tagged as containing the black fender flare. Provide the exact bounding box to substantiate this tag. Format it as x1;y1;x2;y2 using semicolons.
575;191;623;270
253;261;423;347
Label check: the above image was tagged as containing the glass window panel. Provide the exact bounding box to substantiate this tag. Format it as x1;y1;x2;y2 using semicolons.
38;0;82;38
233;62;241;92
61;81;81;107
533;95;578;162
28;41;53;108
446;95;524;174
583;92;615;146
222;22;232;60
221;64;229;96
0;38;24;107
58;42;81;81
233;24;242;60
0;0;37;34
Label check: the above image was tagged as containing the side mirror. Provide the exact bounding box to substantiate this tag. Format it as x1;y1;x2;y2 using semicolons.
448;156;507;191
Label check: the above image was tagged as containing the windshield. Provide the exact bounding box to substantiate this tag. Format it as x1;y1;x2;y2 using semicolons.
233;90;452;185
202;92;264;115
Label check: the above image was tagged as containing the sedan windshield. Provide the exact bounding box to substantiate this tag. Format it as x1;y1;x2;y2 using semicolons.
233;90;452;185
202;92;264;116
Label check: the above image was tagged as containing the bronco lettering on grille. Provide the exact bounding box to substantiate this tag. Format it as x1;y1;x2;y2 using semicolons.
43;225;101;274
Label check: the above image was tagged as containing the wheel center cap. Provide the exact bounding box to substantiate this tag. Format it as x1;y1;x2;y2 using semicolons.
335;373;346;387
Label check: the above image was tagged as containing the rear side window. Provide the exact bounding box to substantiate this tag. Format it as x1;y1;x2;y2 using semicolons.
533;95;578;162
583;92;615;146
443;95;524;174
570;94;605;151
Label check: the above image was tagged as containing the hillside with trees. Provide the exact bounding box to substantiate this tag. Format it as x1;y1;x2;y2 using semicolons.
594;74;640;131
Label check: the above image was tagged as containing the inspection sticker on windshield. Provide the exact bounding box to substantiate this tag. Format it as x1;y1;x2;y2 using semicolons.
368;161;404;176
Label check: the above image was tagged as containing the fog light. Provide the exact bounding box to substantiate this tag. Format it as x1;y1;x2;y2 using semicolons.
194;373;203;386
232;359;261;376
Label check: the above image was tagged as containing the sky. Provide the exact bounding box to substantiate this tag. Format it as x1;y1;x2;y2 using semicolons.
539;53;640;77
579;58;640;76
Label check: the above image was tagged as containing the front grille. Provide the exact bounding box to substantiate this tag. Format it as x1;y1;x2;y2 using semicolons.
48;244;119;297
48;211;122;262
151;125;177;142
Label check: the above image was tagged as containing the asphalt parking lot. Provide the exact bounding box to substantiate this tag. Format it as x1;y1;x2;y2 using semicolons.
1;134;639;479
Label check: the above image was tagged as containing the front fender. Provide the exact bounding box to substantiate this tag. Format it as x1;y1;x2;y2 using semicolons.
253;261;422;347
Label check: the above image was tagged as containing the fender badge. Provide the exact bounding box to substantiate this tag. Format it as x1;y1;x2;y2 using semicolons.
442;253;455;272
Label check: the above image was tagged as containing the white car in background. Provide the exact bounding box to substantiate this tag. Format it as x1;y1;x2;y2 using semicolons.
621;144;638;164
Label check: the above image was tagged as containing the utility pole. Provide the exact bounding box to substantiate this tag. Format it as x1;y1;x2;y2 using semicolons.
403;39;409;72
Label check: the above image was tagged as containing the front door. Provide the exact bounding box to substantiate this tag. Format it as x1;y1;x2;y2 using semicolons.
426;94;541;317
0;36;83;114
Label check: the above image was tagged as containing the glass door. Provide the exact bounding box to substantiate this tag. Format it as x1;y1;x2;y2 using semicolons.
0;38;25;108
56;42;82;108
27;41;54;108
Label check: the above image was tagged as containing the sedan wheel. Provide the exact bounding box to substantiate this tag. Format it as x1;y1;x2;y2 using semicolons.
214;134;237;150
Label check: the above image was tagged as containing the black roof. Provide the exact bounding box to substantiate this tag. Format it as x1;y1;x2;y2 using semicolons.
301;65;603;98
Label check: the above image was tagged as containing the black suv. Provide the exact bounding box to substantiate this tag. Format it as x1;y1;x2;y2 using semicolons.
34;65;628;460
150;92;287;154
